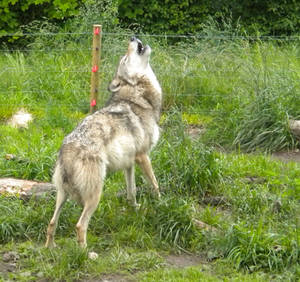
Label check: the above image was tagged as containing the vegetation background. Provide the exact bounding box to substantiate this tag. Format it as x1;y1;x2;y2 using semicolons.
0;0;299;281
1;0;300;40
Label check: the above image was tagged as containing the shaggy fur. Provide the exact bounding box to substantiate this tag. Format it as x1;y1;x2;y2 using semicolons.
45;37;162;248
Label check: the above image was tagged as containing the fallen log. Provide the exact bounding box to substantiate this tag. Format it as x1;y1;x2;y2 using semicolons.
0;178;55;200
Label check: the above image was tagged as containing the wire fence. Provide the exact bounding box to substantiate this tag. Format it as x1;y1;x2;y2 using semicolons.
0;30;299;119
1;30;299;40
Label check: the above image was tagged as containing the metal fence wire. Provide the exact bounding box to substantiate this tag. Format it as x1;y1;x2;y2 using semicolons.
0;30;299;114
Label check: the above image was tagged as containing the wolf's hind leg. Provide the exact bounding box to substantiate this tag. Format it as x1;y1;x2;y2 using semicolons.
76;190;101;248
125;166;139;208
135;153;161;198
45;188;67;248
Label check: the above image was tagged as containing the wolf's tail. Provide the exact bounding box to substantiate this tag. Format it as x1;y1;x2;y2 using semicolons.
53;143;105;205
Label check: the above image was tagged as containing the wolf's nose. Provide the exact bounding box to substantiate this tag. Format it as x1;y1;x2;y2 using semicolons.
130;36;136;42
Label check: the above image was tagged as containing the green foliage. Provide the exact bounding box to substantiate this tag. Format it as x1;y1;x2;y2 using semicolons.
1;0;299;47
221;0;300;35
118;0;300;35
66;0;119;33
118;0;207;34
0;0;85;37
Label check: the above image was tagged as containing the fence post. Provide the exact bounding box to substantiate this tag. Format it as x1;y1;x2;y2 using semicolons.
90;24;102;113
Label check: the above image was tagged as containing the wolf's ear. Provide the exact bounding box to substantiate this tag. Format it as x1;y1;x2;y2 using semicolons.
108;78;121;92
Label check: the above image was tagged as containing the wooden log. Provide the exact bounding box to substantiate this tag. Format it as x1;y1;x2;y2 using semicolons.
0;178;55;200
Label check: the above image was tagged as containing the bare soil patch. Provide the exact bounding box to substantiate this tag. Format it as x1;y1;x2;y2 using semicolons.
83;274;133;282
165;253;205;268
272;150;300;163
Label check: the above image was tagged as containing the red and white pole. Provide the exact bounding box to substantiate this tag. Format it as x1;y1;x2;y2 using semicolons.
90;25;102;113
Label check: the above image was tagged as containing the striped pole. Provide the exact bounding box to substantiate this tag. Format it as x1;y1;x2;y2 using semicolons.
90;24;102;113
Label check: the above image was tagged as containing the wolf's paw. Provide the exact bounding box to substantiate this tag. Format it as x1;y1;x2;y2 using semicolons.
153;190;161;200
88;251;99;260
133;203;141;210
127;198;141;210
45;241;56;248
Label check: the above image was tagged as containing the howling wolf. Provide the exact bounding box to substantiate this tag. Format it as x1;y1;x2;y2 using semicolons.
45;37;162;248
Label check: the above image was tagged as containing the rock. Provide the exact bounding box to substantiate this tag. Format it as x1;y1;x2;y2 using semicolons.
36;271;44;278
20;271;31;277
3;251;20;263
289;120;300;139
272;200;282;213
88;251;99;260
0;262;17;273
201;196;228;206
192;219;217;232
7;108;33;129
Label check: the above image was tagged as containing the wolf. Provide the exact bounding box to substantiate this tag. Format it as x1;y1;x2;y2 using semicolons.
45;37;162;248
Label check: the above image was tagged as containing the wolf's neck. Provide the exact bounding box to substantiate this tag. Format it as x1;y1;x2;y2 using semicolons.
144;66;162;96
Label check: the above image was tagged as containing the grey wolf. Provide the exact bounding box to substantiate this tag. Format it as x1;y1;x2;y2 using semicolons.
45;37;162;248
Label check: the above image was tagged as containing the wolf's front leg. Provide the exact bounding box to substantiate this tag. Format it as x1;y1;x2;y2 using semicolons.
135;153;161;199
125;166;140;208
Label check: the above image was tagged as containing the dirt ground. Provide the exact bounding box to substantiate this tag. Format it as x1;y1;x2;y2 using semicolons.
272;150;300;163
0;251;205;282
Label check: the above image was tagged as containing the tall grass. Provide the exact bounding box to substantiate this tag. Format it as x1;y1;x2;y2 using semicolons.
153;38;300;151
2;36;298;180
153;110;222;197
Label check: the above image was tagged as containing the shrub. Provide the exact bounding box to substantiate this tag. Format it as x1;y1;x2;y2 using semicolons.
0;0;85;38
118;0;300;36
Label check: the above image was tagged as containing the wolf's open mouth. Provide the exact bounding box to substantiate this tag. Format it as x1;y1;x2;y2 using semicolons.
137;42;144;55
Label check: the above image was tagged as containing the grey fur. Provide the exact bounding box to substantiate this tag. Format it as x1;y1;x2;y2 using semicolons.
45;37;162;248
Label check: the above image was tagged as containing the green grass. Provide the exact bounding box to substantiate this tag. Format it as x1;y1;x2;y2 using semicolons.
0;27;300;280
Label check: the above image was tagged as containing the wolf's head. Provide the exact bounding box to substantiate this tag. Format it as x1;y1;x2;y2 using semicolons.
109;37;161;94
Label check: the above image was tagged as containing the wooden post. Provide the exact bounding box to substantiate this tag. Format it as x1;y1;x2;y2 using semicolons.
90;24;102;113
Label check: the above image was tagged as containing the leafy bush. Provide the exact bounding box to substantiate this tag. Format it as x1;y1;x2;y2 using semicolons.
118;0;207;35
118;0;300;35
0;0;85;37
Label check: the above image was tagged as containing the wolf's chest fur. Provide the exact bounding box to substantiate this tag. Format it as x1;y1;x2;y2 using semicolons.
63;77;161;171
